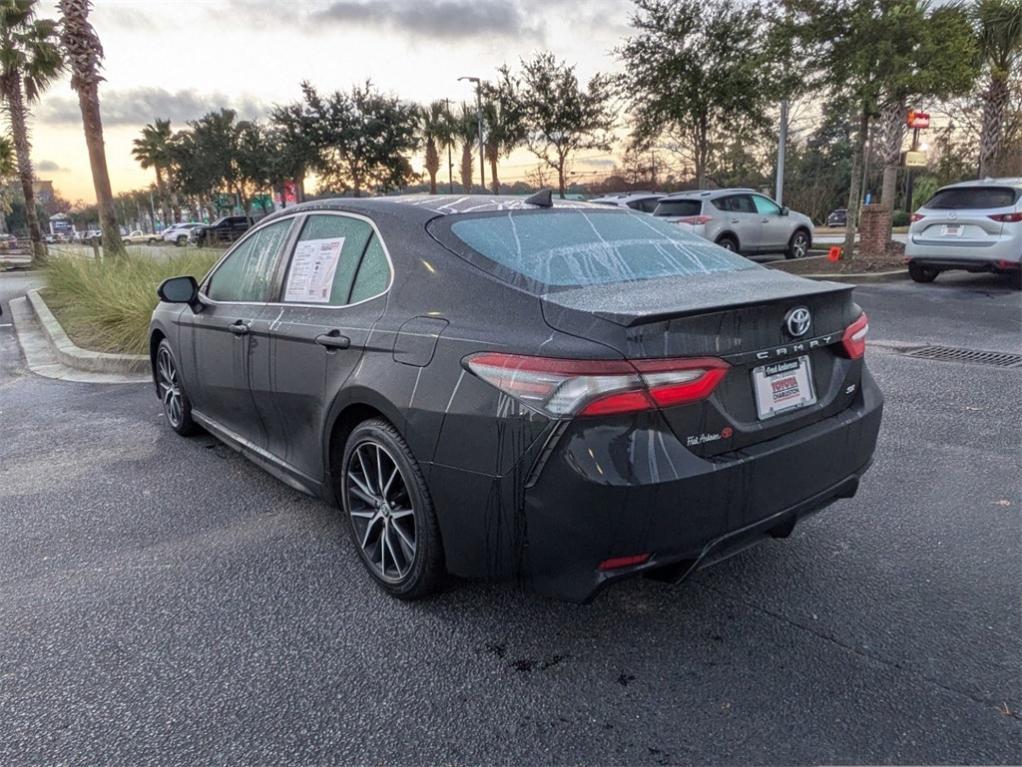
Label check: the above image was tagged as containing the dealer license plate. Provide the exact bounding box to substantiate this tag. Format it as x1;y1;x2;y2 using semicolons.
752;356;817;420
940;224;963;237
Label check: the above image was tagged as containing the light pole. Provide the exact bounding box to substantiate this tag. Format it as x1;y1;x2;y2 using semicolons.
459;75;485;193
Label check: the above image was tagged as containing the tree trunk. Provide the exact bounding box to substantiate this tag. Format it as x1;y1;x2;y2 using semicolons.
557;156;566;199
7;77;47;265
979;73;1009;177
460;142;474;192
153;165;172;227
843;108;871;260
877;99;905;245
425;140;439;194
76;86;125;258
489;154;500;195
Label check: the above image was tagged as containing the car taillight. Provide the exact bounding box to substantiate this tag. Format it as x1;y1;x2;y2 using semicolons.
989;212;1022;223
464;353;729;418
910;213;925;223
840;313;869;359
679;215;713;225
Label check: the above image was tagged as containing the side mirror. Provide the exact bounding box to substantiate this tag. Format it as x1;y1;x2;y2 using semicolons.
157;275;199;306
780;206;790;216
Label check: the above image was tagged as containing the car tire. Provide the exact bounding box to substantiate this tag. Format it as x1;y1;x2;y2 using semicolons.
716;234;739;253
908;262;938;283
786;229;810;260
341;418;444;600
176;235;188;247
155;340;198;436
1008;270;1021;291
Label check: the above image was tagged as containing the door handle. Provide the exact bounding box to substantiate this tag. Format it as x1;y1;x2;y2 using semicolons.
228;320;250;335
315;330;351;350
730;218;740;224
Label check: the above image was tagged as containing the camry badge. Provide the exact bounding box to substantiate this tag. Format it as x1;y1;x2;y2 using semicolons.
785;306;811;338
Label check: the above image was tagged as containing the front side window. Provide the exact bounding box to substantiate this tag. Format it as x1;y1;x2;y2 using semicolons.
207;220;291;302
752;195;781;215
443;209;754;290
282;214;384;305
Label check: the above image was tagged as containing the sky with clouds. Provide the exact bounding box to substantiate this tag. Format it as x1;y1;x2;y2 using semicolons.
31;0;635;203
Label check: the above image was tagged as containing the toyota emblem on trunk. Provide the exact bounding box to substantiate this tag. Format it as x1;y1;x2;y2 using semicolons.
785;306;811;337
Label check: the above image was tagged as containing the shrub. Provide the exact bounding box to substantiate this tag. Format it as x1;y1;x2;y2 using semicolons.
43;248;221;355
891;210;910;227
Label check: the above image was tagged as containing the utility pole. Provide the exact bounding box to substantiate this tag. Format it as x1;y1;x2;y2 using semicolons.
775;98;789;204
459;76;485;192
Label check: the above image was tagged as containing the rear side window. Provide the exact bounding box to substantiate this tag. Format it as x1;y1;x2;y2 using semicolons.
926;186;1018;209
349;236;390;303
283;214;375;305
207;220;291;302
443;209;753;290
654;199;702;217
714;195;755;213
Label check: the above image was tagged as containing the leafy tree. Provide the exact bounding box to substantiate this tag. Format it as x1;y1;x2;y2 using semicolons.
299;80;419;197
870;3;977;235
619;0;776;190
973;0;1022;176
57;0;124;257
454;102;477;192
0;0;62;264
498;52;616;198
778;0;960;256
0;132;15;232
418;100;452;194
132;119;175;224
268;100;317;202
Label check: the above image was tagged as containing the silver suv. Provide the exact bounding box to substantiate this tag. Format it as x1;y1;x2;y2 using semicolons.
654;189;814;259
905;178;1022;289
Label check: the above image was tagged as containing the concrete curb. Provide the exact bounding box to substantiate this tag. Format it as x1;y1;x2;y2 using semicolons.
797;269;909;283
26;288;149;375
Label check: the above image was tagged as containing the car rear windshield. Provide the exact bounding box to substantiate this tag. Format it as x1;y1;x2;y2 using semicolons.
925;186;1018;209
653;200;702;217
443;209;753;290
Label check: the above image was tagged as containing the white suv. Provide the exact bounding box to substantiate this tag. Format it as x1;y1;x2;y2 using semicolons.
906;178;1022;289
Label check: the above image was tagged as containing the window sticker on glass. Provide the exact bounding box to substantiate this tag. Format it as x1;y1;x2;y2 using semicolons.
285;237;346;303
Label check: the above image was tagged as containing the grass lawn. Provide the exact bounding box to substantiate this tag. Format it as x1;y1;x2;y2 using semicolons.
43;248;221;355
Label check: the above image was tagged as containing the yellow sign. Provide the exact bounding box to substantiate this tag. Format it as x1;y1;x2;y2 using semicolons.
904;150;927;168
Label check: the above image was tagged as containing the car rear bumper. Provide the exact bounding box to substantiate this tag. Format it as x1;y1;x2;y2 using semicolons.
517;368;883;602
905;236;1021;265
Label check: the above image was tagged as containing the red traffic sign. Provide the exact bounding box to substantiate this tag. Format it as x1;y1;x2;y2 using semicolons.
907;110;930;129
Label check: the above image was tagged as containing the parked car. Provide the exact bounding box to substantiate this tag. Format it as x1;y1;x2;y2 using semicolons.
905;178;1022;289
123;229;160;245
83;229;102;244
193;215;251;246
826;208;848;227
654;189;815;259
589;191;665;213
161;222;204;246
150;195;882;602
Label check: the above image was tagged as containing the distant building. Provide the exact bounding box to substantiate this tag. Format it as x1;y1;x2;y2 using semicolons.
33;180;55;206
49;212;73;236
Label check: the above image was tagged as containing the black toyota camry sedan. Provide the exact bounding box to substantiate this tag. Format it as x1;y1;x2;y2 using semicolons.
150;194;883;602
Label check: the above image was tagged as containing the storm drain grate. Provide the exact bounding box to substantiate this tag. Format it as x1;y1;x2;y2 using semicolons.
901;345;1022;368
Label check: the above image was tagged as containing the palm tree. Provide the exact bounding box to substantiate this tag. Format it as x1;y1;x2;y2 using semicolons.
455;103;477;193
57;0;124;257
0;0;62;265
132;119;175;225
419;101;450;194
481;96;523;195
0;133;15;233
974;0;1022;176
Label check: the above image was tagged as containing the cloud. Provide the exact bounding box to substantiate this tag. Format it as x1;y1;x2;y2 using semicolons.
35;159;69;172
309;0;544;40
37;88;270;127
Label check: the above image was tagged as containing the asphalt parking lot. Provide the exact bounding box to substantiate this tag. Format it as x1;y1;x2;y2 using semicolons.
1;271;1019;766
